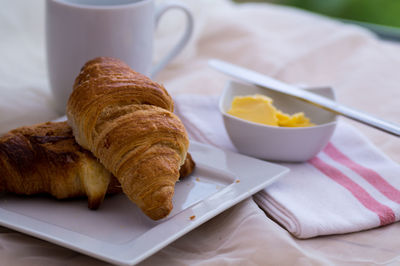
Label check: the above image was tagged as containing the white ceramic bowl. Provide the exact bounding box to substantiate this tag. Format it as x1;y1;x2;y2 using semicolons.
219;80;338;162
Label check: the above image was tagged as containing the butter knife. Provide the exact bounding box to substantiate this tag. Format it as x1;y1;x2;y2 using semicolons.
209;59;400;137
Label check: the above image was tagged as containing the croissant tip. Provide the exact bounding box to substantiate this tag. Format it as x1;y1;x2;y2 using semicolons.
145;206;173;221
141;186;175;220
87;194;105;210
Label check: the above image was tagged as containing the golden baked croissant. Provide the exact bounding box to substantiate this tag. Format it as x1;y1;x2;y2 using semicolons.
0;121;117;209
67;57;190;220
0;121;194;210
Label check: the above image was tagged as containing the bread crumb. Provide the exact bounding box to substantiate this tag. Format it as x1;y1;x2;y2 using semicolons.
196;177;200;181
236;180;240;183
190;215;196;220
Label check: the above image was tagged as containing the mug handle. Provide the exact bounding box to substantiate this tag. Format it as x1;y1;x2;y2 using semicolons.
150;2;194;78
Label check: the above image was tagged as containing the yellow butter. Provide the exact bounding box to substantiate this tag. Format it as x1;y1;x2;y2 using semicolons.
228;94;314;127
227;94;278;126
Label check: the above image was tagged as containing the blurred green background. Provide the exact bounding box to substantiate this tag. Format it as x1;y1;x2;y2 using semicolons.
234;0;400;40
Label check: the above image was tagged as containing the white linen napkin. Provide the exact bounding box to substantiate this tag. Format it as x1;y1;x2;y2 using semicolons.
174;94;400;239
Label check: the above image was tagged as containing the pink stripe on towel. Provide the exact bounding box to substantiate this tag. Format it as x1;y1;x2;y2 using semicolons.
324;143;400;204
309;156;395;226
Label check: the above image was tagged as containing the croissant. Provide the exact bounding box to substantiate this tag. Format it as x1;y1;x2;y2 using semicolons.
0;121;194;210
67;57;190;220
0;121;116;209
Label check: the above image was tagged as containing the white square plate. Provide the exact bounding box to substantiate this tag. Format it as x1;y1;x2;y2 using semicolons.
0;141;289;265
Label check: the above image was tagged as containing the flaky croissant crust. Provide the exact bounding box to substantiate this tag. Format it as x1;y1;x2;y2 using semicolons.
0;121;117;209
0;121;194;210
67;57;190;220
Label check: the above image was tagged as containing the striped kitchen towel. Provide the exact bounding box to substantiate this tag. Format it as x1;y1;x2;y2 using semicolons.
174;94;400;238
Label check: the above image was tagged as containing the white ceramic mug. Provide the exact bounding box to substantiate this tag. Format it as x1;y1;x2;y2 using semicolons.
46;0;194;113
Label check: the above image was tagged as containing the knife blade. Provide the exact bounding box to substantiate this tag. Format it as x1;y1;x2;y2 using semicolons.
209;59;400;137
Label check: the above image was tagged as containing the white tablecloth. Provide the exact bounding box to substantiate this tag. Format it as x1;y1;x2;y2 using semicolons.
1;0;400;265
